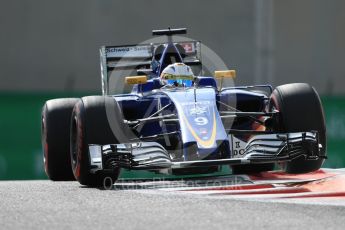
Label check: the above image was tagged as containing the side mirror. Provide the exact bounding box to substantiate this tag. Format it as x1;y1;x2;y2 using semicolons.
125;75;148;85
214;70;236;79
214;70;236;91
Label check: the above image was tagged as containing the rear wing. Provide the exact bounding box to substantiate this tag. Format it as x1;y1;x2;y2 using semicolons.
100;41;201;95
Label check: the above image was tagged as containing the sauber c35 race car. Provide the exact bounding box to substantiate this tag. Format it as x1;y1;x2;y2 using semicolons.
42;28;326;187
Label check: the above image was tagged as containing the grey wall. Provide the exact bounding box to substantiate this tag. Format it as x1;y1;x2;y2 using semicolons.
274;0;345;94
0;0;344;94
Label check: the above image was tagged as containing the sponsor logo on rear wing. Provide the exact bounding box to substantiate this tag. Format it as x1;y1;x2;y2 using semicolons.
104;41;198;59
105;45;152;58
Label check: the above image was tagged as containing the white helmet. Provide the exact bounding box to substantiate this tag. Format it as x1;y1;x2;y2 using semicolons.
160;63;194;87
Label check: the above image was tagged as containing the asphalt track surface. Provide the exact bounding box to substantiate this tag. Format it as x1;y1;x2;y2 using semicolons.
1;179;345;230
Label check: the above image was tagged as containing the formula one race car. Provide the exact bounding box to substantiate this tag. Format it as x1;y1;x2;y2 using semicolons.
42;28;326;187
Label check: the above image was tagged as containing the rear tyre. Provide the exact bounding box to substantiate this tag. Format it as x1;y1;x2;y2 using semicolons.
70;96;135;187
41;98;79;181
270;83;326;174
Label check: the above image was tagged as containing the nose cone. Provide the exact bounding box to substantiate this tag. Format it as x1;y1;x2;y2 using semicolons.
162;87;230;161
183;141;230;161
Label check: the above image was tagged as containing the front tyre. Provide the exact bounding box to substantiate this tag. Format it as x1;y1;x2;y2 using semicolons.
270;83;326;174
70;96;134;187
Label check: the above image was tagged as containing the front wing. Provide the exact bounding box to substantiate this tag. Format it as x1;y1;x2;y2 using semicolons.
88;132;324;174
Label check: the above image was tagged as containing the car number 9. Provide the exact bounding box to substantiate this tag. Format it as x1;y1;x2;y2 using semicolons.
194;117;208;126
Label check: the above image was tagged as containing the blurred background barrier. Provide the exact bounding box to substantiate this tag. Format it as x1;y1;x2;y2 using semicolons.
0;0;344;94
0;93;344;180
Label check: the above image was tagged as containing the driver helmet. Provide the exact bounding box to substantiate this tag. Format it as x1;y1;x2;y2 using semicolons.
160;63;194;87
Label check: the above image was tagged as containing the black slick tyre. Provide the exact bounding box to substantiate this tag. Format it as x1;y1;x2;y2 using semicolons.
70;96;135;187
41;98;79;180
270;83;326;174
